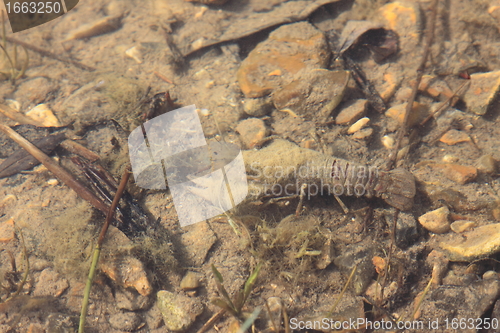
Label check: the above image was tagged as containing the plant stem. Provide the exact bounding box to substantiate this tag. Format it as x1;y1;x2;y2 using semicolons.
78;165;130;333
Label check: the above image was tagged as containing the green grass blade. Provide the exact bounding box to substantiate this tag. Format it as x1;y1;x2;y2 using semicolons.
242;262;262;305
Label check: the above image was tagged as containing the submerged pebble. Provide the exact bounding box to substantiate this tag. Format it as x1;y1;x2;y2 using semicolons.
236;118;268;149
272;69;350;122
385;102;428;127
157;290;203;331
431;163;478;184
65;14;124;41
243;97;273;117
125;45;144;64
33;268;69;297
381;135;395;149
180;271;201;290
418;206;450;234
463;70;500;115
351;127;373;140
440;223;500;261
109;312;143;332
347;117;369;134
334;240;379;295
237;22;329;98
25;104;61;127
450;220;476;233
335;99;367;125
477;154;497;174
384;211;419;248
426;250;449;286
439;129;471;145
100;255;152;296
376;1;420;52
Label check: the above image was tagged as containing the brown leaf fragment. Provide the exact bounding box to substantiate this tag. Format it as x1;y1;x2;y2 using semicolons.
337;20;383;55
0;132;66;178
363;29;399;62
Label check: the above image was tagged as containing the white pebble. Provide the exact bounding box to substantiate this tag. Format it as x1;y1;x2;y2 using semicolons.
347;117;370;134
442;154;458;163
5;99;21;111
382;135;395;149
125;46;144;64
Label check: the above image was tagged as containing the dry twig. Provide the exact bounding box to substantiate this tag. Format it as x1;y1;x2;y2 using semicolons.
0;123;109;215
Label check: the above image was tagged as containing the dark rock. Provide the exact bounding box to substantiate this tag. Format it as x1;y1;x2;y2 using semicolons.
109;311;143;332
421;279;500;333
384;211;419;249
334;239;380;295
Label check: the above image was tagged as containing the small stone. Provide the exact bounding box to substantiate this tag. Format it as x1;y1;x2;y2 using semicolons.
272;69;349;122
46;179;59;186
347;117;369;134
351;127;373;140
180;271;201;290
315;238;334;269
335;99;368;125
334;240;379;295
205;80;215;89
385;102;428;127
25;104;61;127
242;97;273;117
125;45;144;64
426;250;449;286
5;99;21;111
385;211;419;248
418;206;450;234
439;129;471;145
180;221;216;266
440;223;500;261
157;290;204;331
442;154;459;163
0;218;15;243
419;279;500;328
33;268;69;297
381;135;395;149
377;1;421;52
237;22;329;98
109;312;143;332
372;256;386;274
463;70;500;115
100;255;152;296
115;288;152;311
493;207;500;221
431;163;478;184
64;14;123;41
477;154;497;174
236;118;268;149
380;72;400;101
45;314;76;333
483;271;499;280
418;75;454;100
15;78;58;105
450;220;476;233
145;305;164;330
